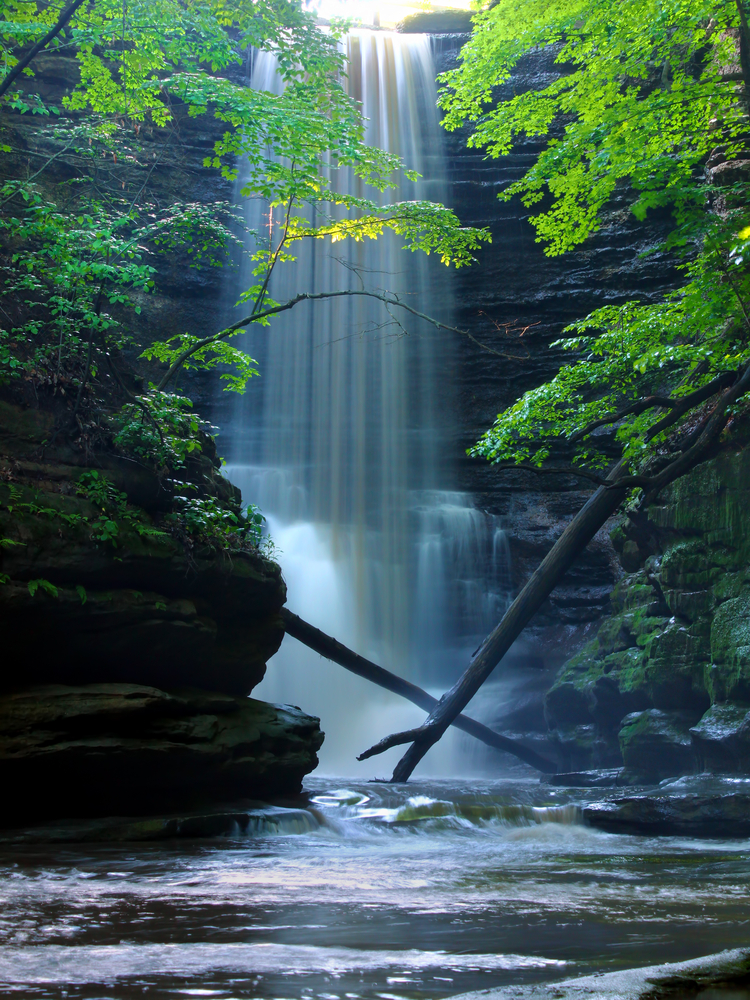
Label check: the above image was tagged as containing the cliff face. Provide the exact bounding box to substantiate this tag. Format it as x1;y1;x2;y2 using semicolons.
544;442;750;781
432;38;679;663
0;396;323;822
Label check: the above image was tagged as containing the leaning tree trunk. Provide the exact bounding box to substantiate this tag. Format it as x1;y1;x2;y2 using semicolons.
363;461;629;783
280;608;557;773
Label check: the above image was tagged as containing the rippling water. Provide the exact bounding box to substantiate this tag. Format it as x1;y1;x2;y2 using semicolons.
1;778;749;999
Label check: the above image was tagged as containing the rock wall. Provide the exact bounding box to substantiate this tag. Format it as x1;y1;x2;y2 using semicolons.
432;37;680;662
544;441;750;781
0;397;323;822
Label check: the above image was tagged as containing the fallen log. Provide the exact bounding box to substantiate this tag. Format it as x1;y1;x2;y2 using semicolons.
363;459;630;782
279;607;557;774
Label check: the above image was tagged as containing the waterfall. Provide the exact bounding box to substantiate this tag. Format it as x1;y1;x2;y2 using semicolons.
222;31;510;775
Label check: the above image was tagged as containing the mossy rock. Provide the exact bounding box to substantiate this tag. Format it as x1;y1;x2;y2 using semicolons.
709;591;750;701
618;709;697;781
690;702;750;772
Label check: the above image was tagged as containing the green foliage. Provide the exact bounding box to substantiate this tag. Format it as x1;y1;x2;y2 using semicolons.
27;577;58;597
141;339;259;394
111;391;210;468
166;494;265;551
440;0;744;254
76;469;165;546
444;0;750;481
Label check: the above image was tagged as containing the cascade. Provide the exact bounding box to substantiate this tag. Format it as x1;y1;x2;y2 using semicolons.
223;31;510;774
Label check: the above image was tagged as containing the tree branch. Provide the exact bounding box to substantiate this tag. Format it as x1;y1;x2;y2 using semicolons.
367;459;631;779
358;727;428;761
280;608;557;773
156;288;517;391
0;0;88;99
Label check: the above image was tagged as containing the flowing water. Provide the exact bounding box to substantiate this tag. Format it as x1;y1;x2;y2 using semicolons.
222;32;509;774
5;30;745;1000
1;778;749;998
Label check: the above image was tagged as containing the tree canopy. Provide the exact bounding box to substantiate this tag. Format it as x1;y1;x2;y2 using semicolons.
0;0;489;400
441;0;750;496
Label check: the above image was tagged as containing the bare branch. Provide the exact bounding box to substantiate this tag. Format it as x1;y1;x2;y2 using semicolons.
490;462;611;486
156;288;519;391
357;726;428;761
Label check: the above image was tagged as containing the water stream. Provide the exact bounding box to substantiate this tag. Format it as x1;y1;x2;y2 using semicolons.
222;32;509;774
2;778;749;998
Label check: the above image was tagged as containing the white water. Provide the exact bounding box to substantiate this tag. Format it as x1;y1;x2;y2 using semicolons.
2;778;749;998
223;33;510;775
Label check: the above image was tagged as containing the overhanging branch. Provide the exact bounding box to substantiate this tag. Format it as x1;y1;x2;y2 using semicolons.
156;288;521;391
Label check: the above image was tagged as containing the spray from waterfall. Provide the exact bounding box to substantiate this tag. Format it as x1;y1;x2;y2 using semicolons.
222;31;510;775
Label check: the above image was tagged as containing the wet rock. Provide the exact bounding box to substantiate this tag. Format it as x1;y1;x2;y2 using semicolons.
584;791;750;836
691;703;750;773
547;723;623;773
450;948;750;999
0;805;321;843
545;768;624;788
0;684;324;823
544;445;750;770
618;709;698;782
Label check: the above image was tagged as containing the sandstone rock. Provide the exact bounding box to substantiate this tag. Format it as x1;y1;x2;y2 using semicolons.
449;948;750;1000
0;684;324;823
618;709;698;782
584;791;750;836
690;702;750;773
0;805;322;843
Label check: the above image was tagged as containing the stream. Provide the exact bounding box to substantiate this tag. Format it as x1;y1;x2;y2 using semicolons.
1;777;748;998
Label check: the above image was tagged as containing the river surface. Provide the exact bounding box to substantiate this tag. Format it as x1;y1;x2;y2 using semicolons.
1;777;748;999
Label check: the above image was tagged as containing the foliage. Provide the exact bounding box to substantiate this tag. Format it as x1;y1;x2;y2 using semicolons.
166;494;266;551
440;0;744;255
76;469;166;545
111;391;211;468
443;0;750;484
0;0;490;556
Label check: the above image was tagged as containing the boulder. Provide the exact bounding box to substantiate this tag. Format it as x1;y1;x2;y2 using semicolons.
0;684;324;823
618;709;697;782
690;702;750;772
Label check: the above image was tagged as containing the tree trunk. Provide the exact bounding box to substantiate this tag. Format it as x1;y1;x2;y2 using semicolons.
378;461;629;782
280;608;557;773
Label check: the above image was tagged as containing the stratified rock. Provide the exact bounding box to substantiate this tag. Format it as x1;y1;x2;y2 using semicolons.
618;709;697;782
0;684;324;823
0;805;321;843
0;400;286;696
691;703;750;772
584;792;750;836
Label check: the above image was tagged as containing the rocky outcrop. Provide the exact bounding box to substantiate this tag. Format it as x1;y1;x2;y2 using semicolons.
0;396;323;820
1;685;322;822
544;442;750;781
0;399;285;695
584;789;750;837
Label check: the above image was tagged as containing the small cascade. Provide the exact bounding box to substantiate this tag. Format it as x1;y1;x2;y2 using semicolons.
222;31;511;774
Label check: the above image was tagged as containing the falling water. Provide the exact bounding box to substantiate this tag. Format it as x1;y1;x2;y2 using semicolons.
223;31;510;774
